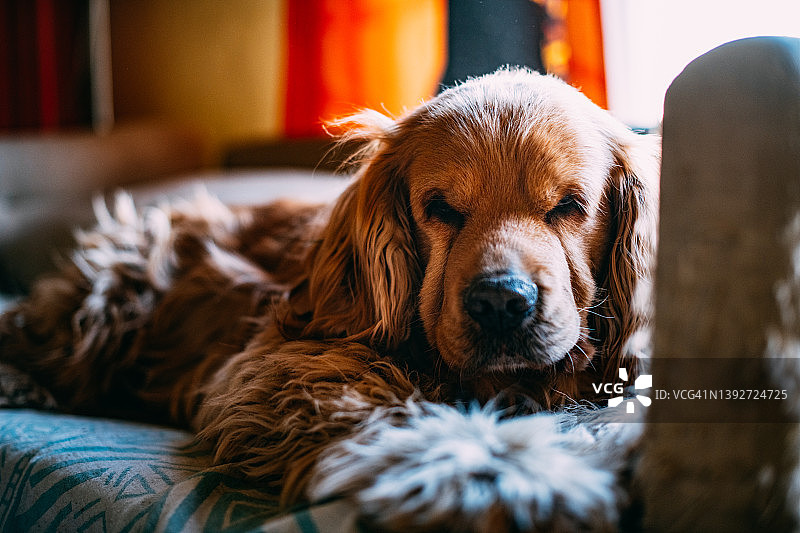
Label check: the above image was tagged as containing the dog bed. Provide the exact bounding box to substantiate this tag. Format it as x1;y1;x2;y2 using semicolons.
0;405;359;533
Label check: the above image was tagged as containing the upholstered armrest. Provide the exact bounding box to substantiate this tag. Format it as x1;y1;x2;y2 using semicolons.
0;121;206;293
641;36;800;529
0;121;205;201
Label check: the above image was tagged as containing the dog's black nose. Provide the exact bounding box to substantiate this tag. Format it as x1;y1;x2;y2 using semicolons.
463;273;538;333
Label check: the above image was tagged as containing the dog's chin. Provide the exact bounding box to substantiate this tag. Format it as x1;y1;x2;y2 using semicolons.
432;313;584;378
440;343;574;378
481;352;562;373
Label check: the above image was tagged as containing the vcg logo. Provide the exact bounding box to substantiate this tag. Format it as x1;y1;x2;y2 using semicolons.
592;368;652;414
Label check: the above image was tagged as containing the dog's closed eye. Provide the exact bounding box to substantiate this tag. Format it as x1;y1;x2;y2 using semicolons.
423;191;466;228
545;193;586;224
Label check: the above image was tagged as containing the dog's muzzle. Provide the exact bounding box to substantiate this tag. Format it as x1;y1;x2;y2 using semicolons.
463;272;538;334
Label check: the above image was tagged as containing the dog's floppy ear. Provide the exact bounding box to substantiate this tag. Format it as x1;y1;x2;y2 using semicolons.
287;111;421;348
594;129;660;381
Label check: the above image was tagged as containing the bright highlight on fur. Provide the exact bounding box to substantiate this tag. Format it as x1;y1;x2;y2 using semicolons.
0;68;659;532
310;400;623;531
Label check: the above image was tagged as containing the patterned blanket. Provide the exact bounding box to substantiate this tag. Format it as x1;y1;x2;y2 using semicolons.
0;409;360;532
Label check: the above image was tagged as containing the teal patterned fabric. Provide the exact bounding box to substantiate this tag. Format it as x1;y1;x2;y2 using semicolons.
0;409;359;533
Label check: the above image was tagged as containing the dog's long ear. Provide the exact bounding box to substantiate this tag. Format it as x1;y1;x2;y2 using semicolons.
594;129;660;381
287;111;421;348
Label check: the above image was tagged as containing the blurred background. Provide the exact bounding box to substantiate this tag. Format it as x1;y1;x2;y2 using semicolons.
1;0;800;295
2;0;800;164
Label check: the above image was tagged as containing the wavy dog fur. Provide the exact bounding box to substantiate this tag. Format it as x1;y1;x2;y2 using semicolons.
0;69;659;531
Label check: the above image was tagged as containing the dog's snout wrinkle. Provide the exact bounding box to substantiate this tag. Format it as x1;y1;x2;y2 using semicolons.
463;273;538;333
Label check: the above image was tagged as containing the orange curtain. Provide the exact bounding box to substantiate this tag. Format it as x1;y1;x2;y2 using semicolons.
565;0;606;108
285;0;447;138
540;0;607;108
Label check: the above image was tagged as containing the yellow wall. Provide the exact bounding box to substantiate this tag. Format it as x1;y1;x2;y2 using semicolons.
110;0;286;163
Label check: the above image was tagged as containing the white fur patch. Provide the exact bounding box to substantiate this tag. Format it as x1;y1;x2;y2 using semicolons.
309;400;627;532
203;241;269;286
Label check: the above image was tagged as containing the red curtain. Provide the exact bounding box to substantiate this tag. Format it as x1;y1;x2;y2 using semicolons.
0;0;91;131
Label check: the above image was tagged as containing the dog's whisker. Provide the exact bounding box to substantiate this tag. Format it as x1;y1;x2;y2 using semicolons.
581;294;610;311
577;325;600;343
572;342;589;359
574;346;595;372
552;387;578;405
580;308;616;320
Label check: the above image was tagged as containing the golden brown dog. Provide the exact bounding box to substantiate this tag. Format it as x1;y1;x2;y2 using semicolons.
0;68;659;531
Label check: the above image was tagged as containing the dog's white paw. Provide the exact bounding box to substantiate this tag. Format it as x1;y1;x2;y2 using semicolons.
309;401;624;532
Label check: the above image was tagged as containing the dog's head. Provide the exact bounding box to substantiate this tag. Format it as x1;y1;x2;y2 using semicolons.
290;69;659;398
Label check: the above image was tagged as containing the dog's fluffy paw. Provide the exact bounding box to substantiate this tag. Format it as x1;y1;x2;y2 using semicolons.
309;401;622;532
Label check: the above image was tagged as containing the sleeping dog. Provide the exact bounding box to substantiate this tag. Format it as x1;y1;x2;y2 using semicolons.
0;68;659;532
